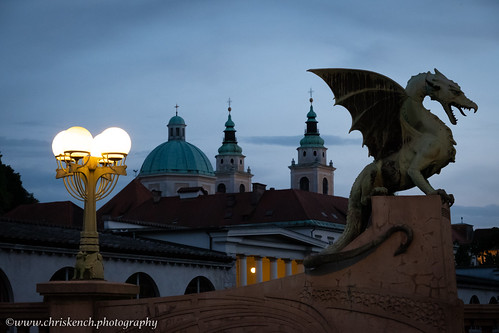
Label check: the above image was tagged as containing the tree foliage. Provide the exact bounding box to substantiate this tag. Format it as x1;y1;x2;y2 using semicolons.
0;153;38;215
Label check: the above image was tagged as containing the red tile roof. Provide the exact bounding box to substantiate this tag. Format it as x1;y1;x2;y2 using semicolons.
101;185;348;229
2;201;83;227
98;178;153;220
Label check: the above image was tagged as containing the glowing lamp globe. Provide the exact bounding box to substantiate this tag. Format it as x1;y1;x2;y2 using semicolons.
52;126;131;161
52;126;93;158
93;127;131;160
52;130;69;158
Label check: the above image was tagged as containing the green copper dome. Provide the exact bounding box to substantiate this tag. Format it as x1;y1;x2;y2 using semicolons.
300;135;325;147
218;143;243;155
168;115;185;126
306;107;318;121
140;113;214;176
139;140;214;176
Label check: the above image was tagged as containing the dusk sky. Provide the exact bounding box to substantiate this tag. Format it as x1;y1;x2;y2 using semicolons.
1;0;498;228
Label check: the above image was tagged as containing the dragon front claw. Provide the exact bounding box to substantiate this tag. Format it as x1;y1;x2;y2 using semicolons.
433;189;454;207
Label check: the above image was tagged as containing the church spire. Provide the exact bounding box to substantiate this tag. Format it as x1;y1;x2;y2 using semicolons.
223;111;236;144
300;93;324;148
304;94;320;137
219;99;241;153
215;99;252;193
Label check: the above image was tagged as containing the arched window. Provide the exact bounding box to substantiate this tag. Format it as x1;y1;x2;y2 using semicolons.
217;183;226;193
322;178;329;195
489;296;498;304
239;184;245;193
184;276;215;294
230;158;234;164
220;158;224;164
0;269;13;302
303;151;306;157
126;272;159;299
313;150;317;156
469;295;480;304
50;267;75;281
299;177;309;191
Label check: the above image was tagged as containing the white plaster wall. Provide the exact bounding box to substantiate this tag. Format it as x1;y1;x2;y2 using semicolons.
145;232;211;250
458;287;499;305
0;248;235;302
103;258;235;296
139;174;216;197
0;249;75;302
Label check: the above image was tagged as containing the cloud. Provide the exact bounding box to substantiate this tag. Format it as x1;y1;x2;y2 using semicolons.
451;205;499;229
0;137;50;160
241;135;359;147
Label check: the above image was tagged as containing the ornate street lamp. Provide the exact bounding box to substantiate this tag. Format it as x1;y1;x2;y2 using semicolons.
52;126;131;280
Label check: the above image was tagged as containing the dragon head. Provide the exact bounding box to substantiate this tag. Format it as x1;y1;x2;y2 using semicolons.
426;69;478;125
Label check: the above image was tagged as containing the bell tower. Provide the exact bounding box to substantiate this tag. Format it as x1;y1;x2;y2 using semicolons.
289;93;336;195
215;100;253;193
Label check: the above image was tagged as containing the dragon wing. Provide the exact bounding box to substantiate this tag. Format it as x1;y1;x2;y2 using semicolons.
309;68;408;160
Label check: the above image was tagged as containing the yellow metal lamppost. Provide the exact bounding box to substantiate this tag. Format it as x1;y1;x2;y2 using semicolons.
52;126;131;280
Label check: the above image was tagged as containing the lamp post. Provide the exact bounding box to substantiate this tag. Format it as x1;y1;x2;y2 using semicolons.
52;126;131;280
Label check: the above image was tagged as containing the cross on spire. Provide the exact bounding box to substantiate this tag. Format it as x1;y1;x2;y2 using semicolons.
174;103;179;116
227;97;232;112
308;88;314;104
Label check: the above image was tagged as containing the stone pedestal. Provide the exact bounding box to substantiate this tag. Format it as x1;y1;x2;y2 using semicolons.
37;280;138;333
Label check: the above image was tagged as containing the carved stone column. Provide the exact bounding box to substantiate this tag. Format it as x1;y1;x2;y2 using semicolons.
255;256;263;283
283;259;293;277
269;257;278;280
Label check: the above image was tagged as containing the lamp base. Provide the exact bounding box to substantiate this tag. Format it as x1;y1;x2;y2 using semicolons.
73;250;104;280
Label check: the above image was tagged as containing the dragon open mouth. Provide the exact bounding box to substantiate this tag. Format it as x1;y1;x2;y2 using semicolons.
447;102;477;125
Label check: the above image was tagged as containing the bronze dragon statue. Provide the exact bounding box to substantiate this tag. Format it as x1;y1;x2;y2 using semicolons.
304;68;477;268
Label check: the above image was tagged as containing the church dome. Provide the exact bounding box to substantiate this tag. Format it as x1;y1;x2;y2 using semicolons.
168;115;185;126
299;135;325;147
139;112;214;177
139;140;214;176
